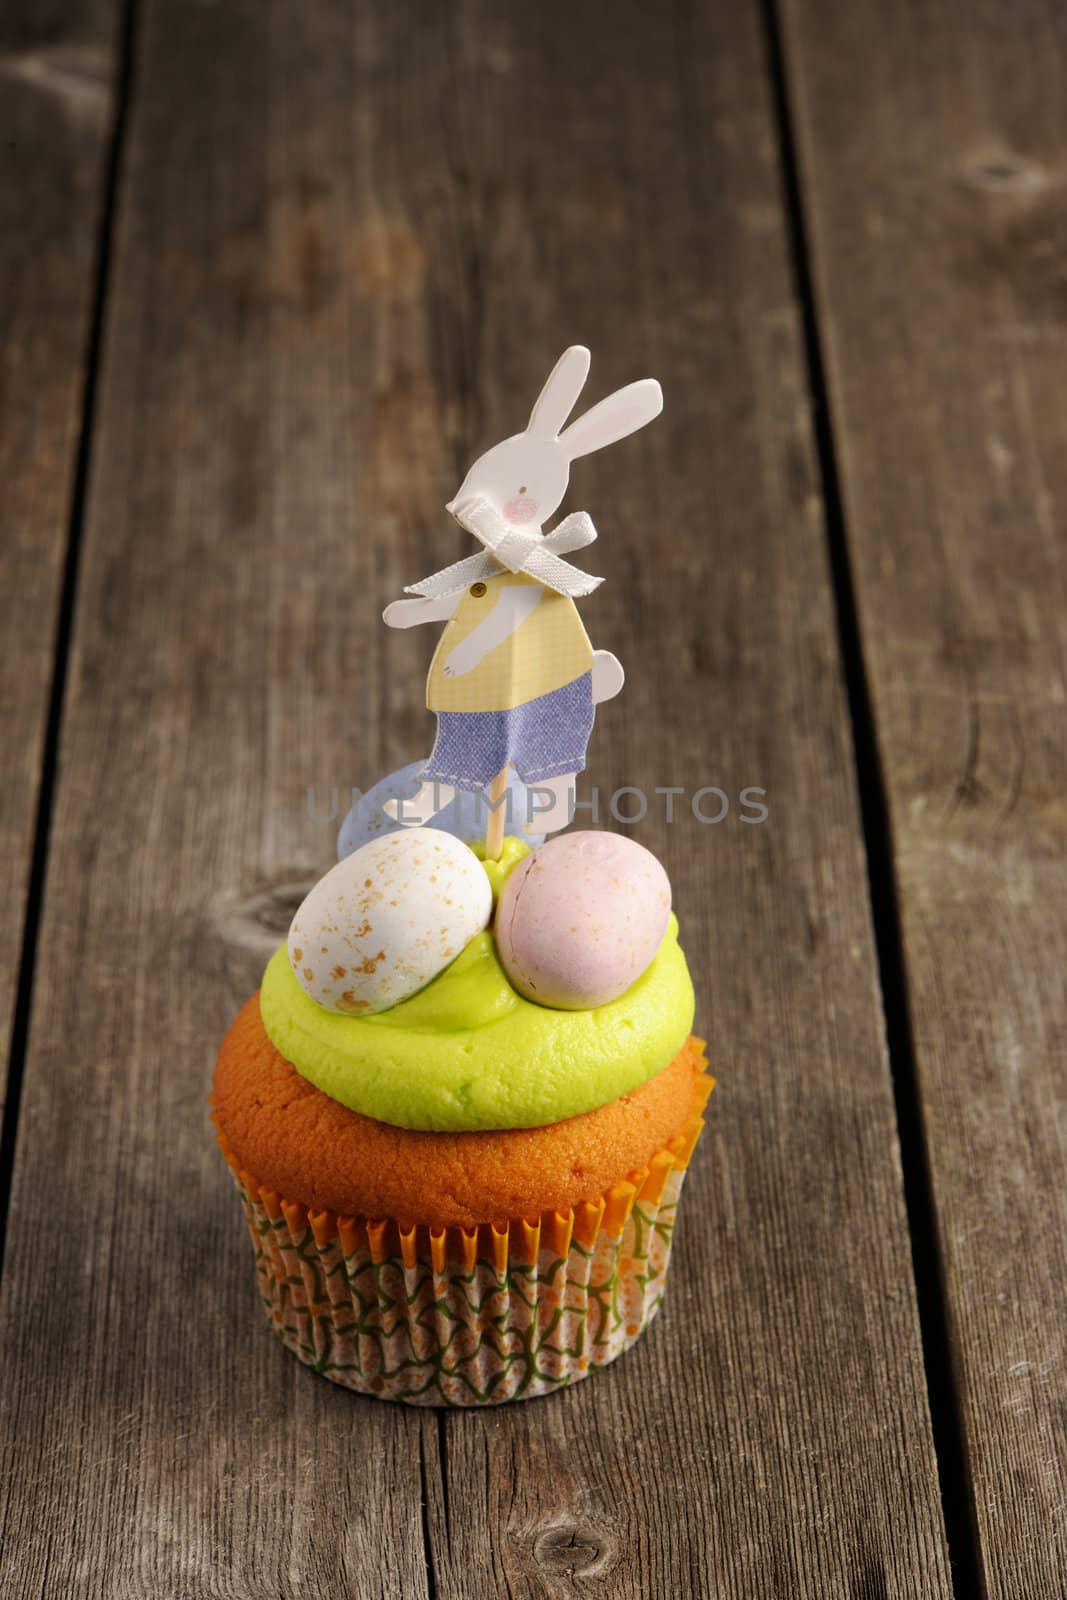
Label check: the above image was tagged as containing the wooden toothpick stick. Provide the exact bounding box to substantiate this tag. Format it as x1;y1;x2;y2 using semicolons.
485;764;509;860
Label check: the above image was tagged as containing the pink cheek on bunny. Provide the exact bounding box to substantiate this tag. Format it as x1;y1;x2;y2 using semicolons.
502;494;539;524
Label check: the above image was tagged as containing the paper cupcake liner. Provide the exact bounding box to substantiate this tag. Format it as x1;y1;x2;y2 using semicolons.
215;1048;712;1406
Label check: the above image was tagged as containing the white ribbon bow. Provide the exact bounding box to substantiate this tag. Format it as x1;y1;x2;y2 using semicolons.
404;496;603;600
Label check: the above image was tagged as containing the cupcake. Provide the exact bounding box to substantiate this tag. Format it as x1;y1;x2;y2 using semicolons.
213;343;708;1402
212;829;711;1405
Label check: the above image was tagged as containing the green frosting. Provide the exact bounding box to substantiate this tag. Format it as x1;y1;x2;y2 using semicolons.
258;837;695;1132
466;833;531;901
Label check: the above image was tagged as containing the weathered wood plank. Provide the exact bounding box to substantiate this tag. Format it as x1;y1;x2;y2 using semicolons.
0;1;116;1114
0;2;951;1596
781;1;1067;1594
0;5;432;1597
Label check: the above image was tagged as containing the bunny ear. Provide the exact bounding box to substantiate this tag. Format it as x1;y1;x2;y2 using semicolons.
527;346;592;438
558;378;663;461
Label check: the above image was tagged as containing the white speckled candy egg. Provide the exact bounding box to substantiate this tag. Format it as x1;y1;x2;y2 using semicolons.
288;829;492;1015
495;832;672;1010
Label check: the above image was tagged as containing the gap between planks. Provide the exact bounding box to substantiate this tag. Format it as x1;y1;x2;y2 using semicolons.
0;0;141;1279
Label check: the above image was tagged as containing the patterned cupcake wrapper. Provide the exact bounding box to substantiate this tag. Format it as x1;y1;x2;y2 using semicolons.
216;1048;712;1406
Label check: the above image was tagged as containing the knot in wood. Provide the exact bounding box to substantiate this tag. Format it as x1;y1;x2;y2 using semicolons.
530;1517;618;1580
214;879;313;951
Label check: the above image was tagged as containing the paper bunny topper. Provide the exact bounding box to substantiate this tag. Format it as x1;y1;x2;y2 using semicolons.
381;346;664;846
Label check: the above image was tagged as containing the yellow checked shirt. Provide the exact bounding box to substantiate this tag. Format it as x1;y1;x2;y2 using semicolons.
426;573;594;713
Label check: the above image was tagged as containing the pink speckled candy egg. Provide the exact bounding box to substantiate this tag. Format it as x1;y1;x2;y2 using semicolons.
288;829;492;1015
495;832;672;1010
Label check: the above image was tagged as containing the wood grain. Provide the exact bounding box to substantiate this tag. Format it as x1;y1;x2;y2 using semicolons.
0;2;951;1596
781;1;1067;1594
0;0;116;1110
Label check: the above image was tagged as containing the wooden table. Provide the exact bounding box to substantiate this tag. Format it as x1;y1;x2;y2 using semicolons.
2;3;1064;1595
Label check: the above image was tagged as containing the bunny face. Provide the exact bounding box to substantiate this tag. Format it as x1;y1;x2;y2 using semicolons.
448;433;570;533
446;346;663;536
